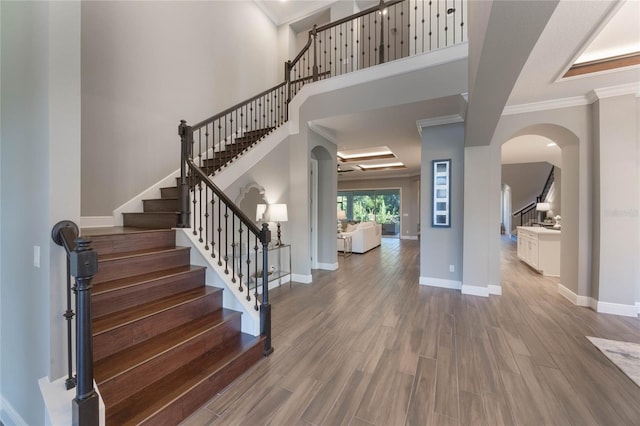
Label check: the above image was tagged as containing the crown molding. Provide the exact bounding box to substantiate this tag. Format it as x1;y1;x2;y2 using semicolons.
416;114;464;135
590;82;640;101
308;123;338;144
502;96;590;116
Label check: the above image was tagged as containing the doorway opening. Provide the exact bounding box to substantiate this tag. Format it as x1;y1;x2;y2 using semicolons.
337;188;401;237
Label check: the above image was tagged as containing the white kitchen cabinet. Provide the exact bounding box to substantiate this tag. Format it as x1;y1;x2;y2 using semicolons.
517;226;561;277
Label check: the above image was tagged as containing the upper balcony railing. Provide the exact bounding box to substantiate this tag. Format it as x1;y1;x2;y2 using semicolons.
287;0;467;99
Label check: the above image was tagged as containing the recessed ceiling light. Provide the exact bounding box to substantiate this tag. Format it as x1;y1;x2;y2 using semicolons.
547;142;557;147
358;162;406;171
337;147;397;163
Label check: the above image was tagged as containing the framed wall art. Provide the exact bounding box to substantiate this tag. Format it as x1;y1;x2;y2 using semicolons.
432;159;451;227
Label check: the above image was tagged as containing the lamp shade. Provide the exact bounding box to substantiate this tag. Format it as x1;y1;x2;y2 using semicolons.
337;210;347;220
536;202;550;212
267;203;288;222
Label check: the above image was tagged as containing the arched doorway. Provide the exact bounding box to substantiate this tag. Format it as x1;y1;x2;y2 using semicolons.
310;145;338;269
497;123;584;299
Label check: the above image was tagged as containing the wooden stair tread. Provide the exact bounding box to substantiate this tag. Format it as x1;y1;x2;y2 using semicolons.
93;286;221;335
106;333;263;425
81;227;172;237
98;246;188;262
93;265;205;296
94;309;240;384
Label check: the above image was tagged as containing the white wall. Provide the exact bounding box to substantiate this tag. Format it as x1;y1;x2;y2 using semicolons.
81;1;280;216
1;2;81;424
420;123;465;287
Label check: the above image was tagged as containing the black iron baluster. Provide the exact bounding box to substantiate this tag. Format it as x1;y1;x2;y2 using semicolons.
231;215;236;283
224;204;229;274
204;184;210;251
217;194;222;267
64;255;76;390
246;230;251;301
444;0;448;46
460;0;464;42
211;195;216;259
238;224;244;291
253;237;259;311
198;181;203;243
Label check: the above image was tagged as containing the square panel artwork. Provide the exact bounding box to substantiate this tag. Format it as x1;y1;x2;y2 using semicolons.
432;159;451;227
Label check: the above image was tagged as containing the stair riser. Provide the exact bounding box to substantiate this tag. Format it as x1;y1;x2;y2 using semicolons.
123;213;179;229
139;341;264;426
160;187;178;198
99;313;242;407
143;198;179;213
93;269;205;318
93;290;222;361
90;230;175;257
93;248;190;284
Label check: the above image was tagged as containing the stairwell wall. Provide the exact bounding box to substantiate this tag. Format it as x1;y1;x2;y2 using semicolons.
81;1;280;216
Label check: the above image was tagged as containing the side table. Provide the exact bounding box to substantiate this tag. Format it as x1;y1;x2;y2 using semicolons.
338;234;352;257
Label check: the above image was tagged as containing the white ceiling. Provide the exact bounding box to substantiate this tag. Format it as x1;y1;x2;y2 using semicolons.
257;0;639;178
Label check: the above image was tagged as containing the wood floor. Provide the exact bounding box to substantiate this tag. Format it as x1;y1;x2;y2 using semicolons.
181;237;640;426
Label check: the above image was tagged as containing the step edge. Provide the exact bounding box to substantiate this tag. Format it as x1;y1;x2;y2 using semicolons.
93;266;206;297
98;246;189;263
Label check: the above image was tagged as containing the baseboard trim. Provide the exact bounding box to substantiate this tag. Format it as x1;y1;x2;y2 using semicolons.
316;262;339;271
558;283;592;307
80;216;114;228
488;285;502;296
1;393;27;426
292;273;313;284
461;285;489;297
400;235;419;240
596;300;638;317
419;277;461;290
558;284;638;317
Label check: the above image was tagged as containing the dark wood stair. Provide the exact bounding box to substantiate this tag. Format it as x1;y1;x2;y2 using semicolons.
82;227;263;425
123;127;274;229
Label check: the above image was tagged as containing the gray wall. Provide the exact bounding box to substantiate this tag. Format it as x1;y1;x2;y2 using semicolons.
592;95;639;307
81;1;279;216
1;2;81;423
338;176;420;238
420;123;464;283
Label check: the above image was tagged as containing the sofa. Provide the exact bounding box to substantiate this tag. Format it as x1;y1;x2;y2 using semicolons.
338;221;382;253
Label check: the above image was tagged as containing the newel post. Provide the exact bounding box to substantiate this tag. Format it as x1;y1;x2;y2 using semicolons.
178;120;193;228
71;238;99;426
259;223;274;356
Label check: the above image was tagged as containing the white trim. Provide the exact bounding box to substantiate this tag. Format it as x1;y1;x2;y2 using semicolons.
1;394;27;426
590;82;640;101
308;123;338;144
292;273;313;284
595;300;639;318
80;216;114;228
416;114;464;135
502;96;590;115
419;276;461;290
400;235;419;240
488;285;502;296
316;262;339;271
637;302;640;315
557;283;591;307
461;285;489;297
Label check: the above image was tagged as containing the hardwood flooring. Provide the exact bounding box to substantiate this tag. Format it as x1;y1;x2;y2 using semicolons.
181;237;640;426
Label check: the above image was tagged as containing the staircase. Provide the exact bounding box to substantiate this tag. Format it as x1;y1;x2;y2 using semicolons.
83;227;264;425
122;127;274;229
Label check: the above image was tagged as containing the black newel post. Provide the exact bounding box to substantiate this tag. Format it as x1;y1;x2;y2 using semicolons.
259;223;274;356
379;0;386;64
178;120;193;228
312;25;319;82
70;238;99;426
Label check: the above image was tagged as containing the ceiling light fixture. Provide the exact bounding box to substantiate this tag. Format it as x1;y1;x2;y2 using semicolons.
337;147;396;163
547;142;557;147
357;162;406;171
